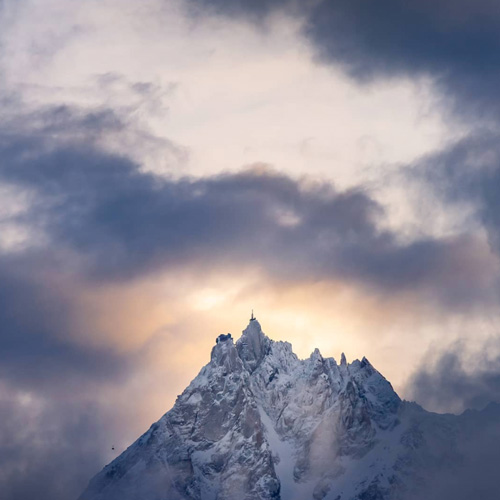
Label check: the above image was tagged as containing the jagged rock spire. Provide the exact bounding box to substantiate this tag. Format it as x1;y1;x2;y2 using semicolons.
236;317;270;373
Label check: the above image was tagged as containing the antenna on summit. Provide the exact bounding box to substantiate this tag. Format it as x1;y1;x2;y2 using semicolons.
250;309;256;321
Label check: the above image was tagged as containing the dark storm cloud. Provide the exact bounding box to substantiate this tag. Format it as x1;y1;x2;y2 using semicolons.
0;106;494;309
404;334;500;497
190;0;500;117
0;254;127;389
0;108;137;500
404;339;500;498
402;133;500;415
413;131;500;256
0;109;132;386
0;385;115;500
0;254;130;500
407;348;500;414
0;102;125;151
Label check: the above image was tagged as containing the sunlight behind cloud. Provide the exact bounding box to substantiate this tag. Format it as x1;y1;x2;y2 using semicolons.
60;262;500;407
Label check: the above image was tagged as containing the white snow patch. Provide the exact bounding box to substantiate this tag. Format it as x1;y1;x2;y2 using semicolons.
186;392;203;405
257;404;316;500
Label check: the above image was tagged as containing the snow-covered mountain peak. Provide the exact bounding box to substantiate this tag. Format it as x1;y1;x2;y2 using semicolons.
238;317;265;343
309;347;323;362
80;319;499;500
236;318;271;373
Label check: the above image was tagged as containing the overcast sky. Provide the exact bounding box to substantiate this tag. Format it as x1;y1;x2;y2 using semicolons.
2;1;500;498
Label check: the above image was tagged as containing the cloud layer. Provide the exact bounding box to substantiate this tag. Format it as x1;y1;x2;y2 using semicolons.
0;99;498;496
194;0;500;117
0;105;495;305
2;1;500;498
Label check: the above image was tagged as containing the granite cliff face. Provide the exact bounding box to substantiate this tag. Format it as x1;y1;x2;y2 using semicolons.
80;319;500;500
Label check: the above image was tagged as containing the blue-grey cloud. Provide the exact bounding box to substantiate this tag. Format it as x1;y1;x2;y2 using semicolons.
0;253;131;500
404;337;500;499
190;0;500;118
413;130;500;256
0;387;114;500
0;102;498;500
407;348;500;414
402;132;500;415
0;254;128;389
0;105;493;310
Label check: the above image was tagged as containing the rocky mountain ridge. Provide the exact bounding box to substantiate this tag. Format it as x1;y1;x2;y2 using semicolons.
80;319;500;500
